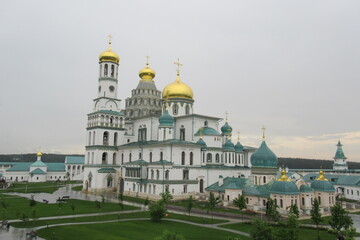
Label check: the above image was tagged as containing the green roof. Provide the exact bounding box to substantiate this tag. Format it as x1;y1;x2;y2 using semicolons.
250;141;278;167
311;180;335;192
91;110;125;116
206;177;248;192
98;168;117;173
47;163;66;172
159;110;174;127
6;163;31;172
125;159;147;165
148;160;173;165
242;183;272;198
120;139;199;147
6;162;65;172
270;181;299;195
31;160;47;168
235;142;244;152
221;122;232;134
300;185;312;192
334;141;347;159
30;168;46;175
194;127;221;136
223;139;235;151
65;156;85;164
304;173;360;188
196;138;207;149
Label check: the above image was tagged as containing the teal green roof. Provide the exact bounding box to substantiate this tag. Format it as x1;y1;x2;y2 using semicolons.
206;177;248;192
6;162;65;172
159;110;174;127
223;139;235;151
334;141;347;159
30;168;46;175
250;141;278;167
47;163;66;172
304;173;360;187
148;160;173;165
242;183;272;198
31;160;47;168
235;141;244;152
125;159;147;165
194;127;221;136
92;110;125;116
6;163;31;172
300;184;312;192
98;168;116;173
311;180;335;192
196;138;207;149
221;122;232;134
270;181;299;195
65;156;85;164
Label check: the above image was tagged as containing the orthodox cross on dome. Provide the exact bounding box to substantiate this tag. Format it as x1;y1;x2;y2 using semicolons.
200;127;203;139
225;111;228;122
262;125;266;140
108;34;113;49
237;130;240;141
146;55;150;66
174;58;183;76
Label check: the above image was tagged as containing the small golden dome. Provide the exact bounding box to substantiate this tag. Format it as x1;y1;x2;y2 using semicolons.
162;75;193;100
316;170;328;181
277;169;291;182
37;152;43;157
99;37;119;64
139;63;156;81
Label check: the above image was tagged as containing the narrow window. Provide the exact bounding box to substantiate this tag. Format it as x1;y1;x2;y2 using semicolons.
113;153;116;165
181;152;185;165
114;132;118;146
102;152;107;164
149;152;153;163
104;64;108;76
190;152;193;165
160;152;163;160
121;153;124;165
111;65;115;77
180;127;185;141
173;104;179;115
207;153;212;162
129;153;132;162
103;132;109;145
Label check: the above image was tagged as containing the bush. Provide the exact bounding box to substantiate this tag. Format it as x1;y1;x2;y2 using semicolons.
149;200;166;222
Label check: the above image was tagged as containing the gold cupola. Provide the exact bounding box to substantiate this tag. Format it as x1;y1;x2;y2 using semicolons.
139;56;155;81
99;35;120;64
162;59;193;100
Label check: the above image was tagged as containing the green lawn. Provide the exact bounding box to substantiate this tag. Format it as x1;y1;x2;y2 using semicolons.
0;182;66;194
37;220;250;240
71;185;83;191
122;195;154;205
220;222;337;240
12;210;227;228
0;196;138;220
298;216;332;224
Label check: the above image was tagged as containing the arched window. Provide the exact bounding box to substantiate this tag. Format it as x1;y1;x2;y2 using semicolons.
156;170;160;180
111;65;115;77
107;175;113;187
102;152;107;164
139;152;142;159
151;170;154;179
181;152;185;165
88;132;91;145
113;153;116;165
93;131;96;145
263;176;266;184
149;152;153;163
255;176;258;185
302;197;305;205
104;64;108;76
114;132;118;146
207;153;212;162
190;152;193;165
173;104;179;115
185;105;190;115
183;169;189;180
121;153;124;165
215;153;220;163
100;65;102;77
129;153;132;162
318;196;321;204
165;170;169;180
160;152;163;160
204;121;208;127
180;126;185;141
280;199;283;208
103;132;109;145
199;179;204;193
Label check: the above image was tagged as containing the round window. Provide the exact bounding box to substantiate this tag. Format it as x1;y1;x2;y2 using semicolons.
109;86;115;92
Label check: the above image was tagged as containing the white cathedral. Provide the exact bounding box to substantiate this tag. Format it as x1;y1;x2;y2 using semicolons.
82;40;257;198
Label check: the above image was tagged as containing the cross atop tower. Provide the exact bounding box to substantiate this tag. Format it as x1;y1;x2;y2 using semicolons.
146;55;150;66
237;130;240;141
174;58;183;75
262;125;266;140
225;111;229;122
108;34;112;50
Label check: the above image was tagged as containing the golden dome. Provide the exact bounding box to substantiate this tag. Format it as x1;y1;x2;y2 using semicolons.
37;152;43;157
139;63;156;81
99;37;119;64
162;74;194;100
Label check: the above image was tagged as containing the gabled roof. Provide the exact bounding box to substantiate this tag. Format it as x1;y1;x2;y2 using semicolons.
206;177;248;192
30;168;46;175
125;159;148;165
31;160;47;168
6;163;32;172
65;156;85;164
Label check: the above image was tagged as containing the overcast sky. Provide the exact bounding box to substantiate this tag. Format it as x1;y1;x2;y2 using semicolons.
0;0;359;162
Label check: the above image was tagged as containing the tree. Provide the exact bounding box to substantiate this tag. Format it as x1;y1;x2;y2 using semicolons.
149;200;166;222
310;198;322;240
155;230;186;240
185;196;193;216
95;200;101;211
329;202;353;233
29;195;37;207
118;195;124;211
160;190;173;207
143;197;150;210
101;195;105;203
250;219;273;240
265;198;280;222
274;214;299;240
205;192;221;220
233;195;247;220
288;204;299;219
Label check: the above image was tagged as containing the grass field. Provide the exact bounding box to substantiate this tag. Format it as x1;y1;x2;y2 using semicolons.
37;220;250;240
0;182;67;194
11;211;228;228
71;185;83;191
219;222;337;240
298;215;332;224
0;196;138;220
